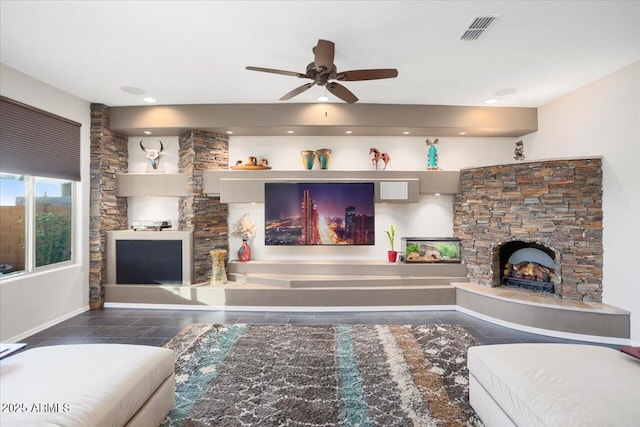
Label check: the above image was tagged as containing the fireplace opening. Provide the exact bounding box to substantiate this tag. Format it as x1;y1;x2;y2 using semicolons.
499;241;555;293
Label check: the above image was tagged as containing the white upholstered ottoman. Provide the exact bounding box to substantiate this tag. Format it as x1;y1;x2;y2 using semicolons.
467;344;640;427
0;344;175;427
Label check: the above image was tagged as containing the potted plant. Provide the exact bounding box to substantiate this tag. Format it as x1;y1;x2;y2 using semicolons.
231;213;256;261
385;224;398;262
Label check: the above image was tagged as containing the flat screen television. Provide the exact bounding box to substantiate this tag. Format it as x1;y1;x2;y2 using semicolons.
265;182;375;246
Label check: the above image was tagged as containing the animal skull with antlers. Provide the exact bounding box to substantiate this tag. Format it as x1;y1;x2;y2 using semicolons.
140;140;164;169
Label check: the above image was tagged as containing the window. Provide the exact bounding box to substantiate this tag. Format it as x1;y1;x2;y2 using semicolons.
0;173;74;277
35;177;73;267
0;174;26;275
0;96;79;278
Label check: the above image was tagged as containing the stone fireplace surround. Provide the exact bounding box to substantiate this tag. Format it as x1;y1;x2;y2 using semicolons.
453;158;603;302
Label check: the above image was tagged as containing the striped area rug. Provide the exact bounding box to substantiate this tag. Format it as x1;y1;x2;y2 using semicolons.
162;324;482;426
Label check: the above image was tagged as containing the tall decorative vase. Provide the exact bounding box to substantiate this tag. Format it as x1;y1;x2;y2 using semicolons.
316;148;332;170
301;150;316;170
238;240;251;262
209;249;227;286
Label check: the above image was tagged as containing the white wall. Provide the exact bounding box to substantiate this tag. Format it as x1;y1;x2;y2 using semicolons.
228;135;515;260
229;135;517;172
129;134;516;260
0;64;90;342
522;60;640;342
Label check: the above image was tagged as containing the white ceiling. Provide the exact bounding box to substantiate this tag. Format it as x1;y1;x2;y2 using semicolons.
1;1;639;108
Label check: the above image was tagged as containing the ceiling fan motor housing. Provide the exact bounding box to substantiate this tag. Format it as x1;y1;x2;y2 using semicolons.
306;62;336;86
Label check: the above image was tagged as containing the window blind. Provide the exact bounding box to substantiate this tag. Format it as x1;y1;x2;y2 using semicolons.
0;96;81;181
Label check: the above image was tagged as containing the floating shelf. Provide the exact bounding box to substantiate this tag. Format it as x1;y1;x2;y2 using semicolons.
202;169;460;203
115;173;189;197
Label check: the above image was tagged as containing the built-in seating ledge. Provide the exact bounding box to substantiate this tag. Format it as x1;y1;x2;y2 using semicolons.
454;282;630;341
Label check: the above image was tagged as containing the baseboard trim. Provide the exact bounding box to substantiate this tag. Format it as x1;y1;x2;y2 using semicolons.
104;302;457;312
2;305;90;344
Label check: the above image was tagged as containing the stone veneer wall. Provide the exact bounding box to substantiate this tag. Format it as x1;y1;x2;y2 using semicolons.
178;130;229;284
89;104;128;309
453;158;603;301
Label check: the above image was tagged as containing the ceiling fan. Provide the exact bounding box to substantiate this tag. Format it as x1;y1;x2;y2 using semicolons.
246;39;398;103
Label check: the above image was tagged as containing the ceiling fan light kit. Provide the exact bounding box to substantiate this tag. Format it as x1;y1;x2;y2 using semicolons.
246;39;398;103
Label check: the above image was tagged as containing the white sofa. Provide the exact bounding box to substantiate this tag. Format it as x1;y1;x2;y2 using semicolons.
0;344;175;426
467;343;640;427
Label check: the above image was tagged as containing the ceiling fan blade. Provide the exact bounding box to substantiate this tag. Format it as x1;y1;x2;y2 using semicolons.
246;66;306;78
327;82;358;104
313;39;335;72
337;69;399;81
280;82;315;101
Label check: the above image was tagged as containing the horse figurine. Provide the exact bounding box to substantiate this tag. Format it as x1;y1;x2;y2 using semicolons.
369;148;391;170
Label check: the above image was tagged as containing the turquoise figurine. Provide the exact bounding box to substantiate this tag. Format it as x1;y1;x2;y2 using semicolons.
426;138;439;170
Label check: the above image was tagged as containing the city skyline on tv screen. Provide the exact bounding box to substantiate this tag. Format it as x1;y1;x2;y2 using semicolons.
265;182;375;246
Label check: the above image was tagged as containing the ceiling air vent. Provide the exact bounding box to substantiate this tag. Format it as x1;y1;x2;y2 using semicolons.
460;15;499;41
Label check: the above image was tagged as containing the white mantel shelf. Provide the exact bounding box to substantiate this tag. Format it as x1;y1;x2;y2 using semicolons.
202;169;461;203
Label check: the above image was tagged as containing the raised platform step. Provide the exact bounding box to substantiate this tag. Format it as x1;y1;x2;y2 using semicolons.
227;260;468;277
106;260;467;308
105;283;457;307
228;272;469;288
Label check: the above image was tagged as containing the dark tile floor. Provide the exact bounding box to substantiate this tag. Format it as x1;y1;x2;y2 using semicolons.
21;308;611;349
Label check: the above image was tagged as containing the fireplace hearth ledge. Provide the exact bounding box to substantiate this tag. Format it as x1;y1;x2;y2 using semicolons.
453;282;626;314
454;282;630;340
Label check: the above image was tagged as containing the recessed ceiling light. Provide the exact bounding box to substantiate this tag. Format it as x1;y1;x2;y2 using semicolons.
287;130;295;134
120;86;145;95
345;130;353;134
225;131;234;135
494;87;517;96
143;130;152;135
402;131;411;135
317;95;329;102
143;96;157;103
435;193;441;196
485;98;499;105
459;131;467;135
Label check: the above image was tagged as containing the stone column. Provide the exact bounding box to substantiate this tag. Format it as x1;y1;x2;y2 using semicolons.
89;104;128;309
178;130;229;284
